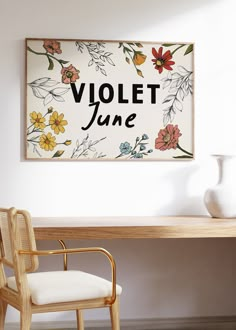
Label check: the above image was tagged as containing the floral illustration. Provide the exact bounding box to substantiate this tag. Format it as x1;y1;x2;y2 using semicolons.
28;77;70;106
43;40;62;55
27;40;72;71
61;64;80;84
155;124;181;150
155;124;193;158
161;66;193;125
49;111;68;134
133;53;147;66
151;47;175;74
30;111;46;130
27;107;71;158
75;41;115;76
119;142;132;155
116;134;153;159
26;39;194;160
119;42;147;78
71;134;106;159
39;132;56;151
27;40;80;86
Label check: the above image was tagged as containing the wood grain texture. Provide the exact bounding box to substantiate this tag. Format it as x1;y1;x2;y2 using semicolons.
5;316;236;330
110;296;120;330
0;299;7;330
76;309;84;330
32;216;236;239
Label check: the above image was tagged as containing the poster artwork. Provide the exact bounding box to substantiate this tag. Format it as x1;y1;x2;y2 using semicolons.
26;39;194;160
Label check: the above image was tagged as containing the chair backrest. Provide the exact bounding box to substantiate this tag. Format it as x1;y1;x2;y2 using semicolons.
0;207;39;274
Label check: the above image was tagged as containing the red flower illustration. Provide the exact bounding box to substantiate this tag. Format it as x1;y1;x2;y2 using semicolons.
155;124;182;151
152;47;175;74
43;40;62;55
61;64;80;84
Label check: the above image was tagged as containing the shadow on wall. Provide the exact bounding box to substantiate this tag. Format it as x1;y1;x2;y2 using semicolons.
156;163;208;216
76;0;224;37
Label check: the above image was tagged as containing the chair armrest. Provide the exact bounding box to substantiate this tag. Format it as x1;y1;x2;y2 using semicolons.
18;247;117;304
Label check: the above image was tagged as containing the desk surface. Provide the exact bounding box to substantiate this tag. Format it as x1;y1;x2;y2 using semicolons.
32;216;236;240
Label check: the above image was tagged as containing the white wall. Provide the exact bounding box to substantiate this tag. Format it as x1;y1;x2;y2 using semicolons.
1;0;236;324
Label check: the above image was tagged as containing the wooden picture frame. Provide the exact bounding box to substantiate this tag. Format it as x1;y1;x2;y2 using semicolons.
25;38;194;160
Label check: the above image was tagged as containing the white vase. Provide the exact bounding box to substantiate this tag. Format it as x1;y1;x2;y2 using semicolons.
204;155;236;218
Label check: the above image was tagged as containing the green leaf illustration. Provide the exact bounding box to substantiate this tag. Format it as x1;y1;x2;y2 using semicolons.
162;43;176;47
58;59;70;64
52;150;64;158
124;47;132;53
137;69;144;78
47;57;54;70
173;155;193;159
184;44;193;55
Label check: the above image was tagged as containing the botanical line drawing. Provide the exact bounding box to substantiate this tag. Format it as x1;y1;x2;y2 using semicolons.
26;39;194;160
71;134;106;159
116;134;153;159
161;66;193;126
28;77;70;106
75;41;115;76
119;42;147;78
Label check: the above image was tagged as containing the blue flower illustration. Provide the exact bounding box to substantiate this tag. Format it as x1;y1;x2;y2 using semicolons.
116;133;151;159
142;134;148;140
133;153;143;158
140;144;146;151
119;142;132;155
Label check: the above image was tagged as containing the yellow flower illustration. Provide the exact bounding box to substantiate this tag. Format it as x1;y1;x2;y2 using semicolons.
133;53;147;66
30;111;46;130
49;111;68;134
39;133;56;151
64;140;72;146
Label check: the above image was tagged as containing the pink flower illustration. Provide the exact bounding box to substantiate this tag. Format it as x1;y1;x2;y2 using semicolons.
155;124;182;151
61;64;80;84
43;40;62;55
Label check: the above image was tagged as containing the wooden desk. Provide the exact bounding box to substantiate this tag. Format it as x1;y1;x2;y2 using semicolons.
32;216;236;240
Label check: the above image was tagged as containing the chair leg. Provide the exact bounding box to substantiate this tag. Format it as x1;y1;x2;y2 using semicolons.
0;299;8;330
76;309;84;330
20;309;32;330
110;296;120;330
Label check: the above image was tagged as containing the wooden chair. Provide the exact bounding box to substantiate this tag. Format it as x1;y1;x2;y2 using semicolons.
0;207;122;330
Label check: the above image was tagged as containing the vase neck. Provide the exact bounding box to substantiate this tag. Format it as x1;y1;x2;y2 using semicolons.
216;156;235;184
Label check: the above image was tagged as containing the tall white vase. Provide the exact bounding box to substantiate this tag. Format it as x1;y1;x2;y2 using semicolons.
204;155;236;218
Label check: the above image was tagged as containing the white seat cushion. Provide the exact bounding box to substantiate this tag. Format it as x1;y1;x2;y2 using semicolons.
7;270;122;305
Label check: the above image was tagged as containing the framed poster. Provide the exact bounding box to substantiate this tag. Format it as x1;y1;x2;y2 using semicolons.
25;38;194;160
